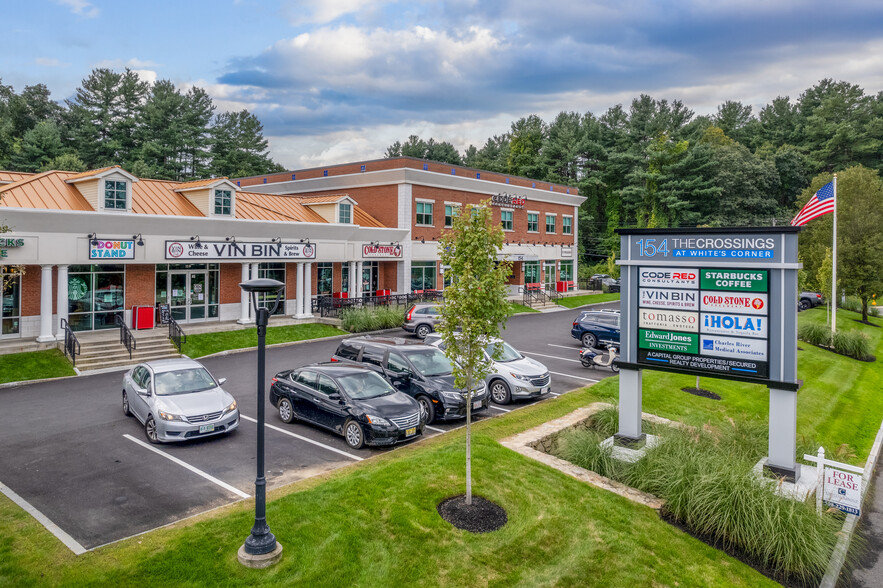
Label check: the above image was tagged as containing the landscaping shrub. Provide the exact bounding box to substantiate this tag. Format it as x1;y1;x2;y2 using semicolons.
799;322;872;360
798;322;832;347
558;419;841;585
840;297;881;317
340;305;406;332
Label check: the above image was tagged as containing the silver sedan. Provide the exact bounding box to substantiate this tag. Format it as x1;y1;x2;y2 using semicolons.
122;358;240;443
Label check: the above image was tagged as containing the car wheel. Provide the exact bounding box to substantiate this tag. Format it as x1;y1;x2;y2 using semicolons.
581;332;598;348
122;390;131;417
798;299;810;311
344;419;365;449
417;396;436;424
144;415;160;444
490;379;512;405
278;398;296;424
415;324;431;339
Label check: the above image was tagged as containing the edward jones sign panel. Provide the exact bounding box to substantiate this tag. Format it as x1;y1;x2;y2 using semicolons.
639;288;699;310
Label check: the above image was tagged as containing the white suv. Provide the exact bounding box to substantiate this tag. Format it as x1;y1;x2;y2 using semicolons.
424;333;551;404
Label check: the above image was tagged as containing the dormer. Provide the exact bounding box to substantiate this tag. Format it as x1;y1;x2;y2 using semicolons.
65;166;139;212
297;194;357;224
174;178;239;218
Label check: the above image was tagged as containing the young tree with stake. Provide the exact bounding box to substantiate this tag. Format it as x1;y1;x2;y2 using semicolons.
438;200;513;506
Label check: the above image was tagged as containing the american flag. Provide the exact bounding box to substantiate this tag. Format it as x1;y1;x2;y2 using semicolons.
791;181;835;226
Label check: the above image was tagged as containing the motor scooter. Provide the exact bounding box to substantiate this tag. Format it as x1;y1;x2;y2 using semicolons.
579;342;620;372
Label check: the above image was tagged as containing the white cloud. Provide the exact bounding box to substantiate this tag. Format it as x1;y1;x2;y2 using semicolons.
282;0;384;26
55;0;99;18
35;57;70;67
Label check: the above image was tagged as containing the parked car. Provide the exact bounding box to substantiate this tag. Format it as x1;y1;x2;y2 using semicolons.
122;358;240;444
799;291;824;311
269;363;424;449
424;333;551;404
330;336;489;423
403;303;442;339
571;309;621;348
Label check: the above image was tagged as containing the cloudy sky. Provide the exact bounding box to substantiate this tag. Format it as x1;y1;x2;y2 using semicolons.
3;1;883;169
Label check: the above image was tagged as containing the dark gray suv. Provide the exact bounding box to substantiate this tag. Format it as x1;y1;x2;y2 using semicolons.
330;336;489;423
403;304;442;339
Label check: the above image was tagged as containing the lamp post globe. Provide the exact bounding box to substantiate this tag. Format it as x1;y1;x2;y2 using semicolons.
238;278;284;566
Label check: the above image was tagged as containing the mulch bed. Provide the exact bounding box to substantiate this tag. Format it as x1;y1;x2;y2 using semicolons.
437;495;507;533
854;319;880;328
681;387;721;400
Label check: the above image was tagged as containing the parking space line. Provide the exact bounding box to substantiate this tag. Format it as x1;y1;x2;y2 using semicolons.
521;350;582;363
0;480;87;555
489;405;511;412
425;425;446;433
547;343;580;350
240;415;363;462
122;435;250;499
548;370;600;383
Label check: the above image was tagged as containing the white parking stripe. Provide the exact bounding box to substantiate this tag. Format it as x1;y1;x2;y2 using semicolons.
122;434;250;499
489;405;511;412
547;343;580;350
0;479;88;555
425;425;446;433
548;370;600;383
240;415;363;462
521;350;582;363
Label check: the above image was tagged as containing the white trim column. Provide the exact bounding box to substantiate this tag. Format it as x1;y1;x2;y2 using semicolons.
295;262;306;318
36;264;55;342
348;262;356;298
356;261;364;298
304;262;313;317
237;263;252;324
56;265;69;340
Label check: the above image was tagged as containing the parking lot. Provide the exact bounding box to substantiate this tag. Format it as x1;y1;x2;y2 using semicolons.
0;302;618;553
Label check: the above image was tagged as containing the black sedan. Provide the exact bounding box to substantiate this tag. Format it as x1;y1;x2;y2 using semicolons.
269;363;424;449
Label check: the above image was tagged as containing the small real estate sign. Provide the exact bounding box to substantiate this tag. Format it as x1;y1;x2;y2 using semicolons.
823;467;862;515
165;240;316;260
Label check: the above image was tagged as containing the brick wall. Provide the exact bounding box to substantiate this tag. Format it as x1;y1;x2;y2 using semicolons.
380;261;397;291
125;265;155;308
220;263;242;304
21;265;41;317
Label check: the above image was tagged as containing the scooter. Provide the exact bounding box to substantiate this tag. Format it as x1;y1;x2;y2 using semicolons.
580;343;620;372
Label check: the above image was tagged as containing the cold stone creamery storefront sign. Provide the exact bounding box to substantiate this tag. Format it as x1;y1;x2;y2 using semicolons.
165;240;317;260
362;244;402;258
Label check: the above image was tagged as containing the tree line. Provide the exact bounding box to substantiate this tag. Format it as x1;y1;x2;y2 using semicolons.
0;68;284;180
386;79;883;279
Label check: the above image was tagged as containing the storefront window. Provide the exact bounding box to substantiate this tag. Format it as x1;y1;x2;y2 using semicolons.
258;262;285;316
524;262;540;285
341;264;349;293
411;261;437;291
559;260;574;281
362;261;378;295
317;263;333;295
68;265;125;331
1;266;22;336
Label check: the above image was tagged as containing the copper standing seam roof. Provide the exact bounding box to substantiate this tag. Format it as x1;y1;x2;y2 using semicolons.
0;171;34;184
175;177;229;190
0;171;93;211
63;165;125;182
292;194;352;205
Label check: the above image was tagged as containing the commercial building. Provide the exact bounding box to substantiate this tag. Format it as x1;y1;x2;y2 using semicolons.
0;158;582;342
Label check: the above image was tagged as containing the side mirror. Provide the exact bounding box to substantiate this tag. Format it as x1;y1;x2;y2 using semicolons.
136;387;149;397
217;377;227;386
328;393;342;401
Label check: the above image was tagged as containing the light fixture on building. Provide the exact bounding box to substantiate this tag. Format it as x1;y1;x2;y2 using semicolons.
132;233;144;246
271;237;282;243
88;233;98;246
190;235;200;243
226;236;236;243
421;237;425;244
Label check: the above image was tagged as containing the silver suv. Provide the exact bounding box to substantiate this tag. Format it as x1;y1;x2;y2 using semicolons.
425;334;551;404
403;303;442;339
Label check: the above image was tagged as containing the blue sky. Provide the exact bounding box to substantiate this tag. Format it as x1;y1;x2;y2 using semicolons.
3;1;883;169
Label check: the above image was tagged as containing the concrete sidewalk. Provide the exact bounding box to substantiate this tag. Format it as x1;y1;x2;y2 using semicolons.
848;469;883;586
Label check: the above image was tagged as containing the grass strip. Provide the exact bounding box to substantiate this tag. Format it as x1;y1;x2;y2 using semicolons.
0;349;75;384
182;323;346;358
557;292;621;308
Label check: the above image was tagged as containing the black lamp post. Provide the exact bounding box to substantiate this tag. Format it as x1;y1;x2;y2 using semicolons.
238;277;285;566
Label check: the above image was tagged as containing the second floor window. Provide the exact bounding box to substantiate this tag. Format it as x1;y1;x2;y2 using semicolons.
214;189;232;215
104;180;127;210
546;214;556;233
444;204;458;227
562;216;573;235
416;201;433;226
339;202;352;224
527;212;539;232
501;210;513;231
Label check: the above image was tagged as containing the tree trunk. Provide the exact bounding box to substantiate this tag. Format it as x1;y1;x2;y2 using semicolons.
862;296;869;323
466;374;472;506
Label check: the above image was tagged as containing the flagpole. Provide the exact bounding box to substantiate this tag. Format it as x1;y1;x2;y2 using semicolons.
831;174;838;335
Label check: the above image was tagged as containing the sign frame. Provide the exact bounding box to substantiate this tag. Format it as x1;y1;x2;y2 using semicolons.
165;240;317;260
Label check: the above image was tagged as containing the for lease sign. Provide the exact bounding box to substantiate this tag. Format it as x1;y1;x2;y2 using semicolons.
639;288;699;311
639;309;699;333
823;468;862;516
700;292;768;315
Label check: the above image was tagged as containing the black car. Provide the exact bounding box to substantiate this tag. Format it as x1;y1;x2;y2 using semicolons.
799;291;824;311
330;336;490;424
269;363;424;449
571;310;621;348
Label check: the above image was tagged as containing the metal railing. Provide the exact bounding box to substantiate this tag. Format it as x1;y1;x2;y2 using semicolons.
314;291;445;318
522;285;547;307
114;314;136;360
546;287;561;304
60;318;80;367
168;317;186;353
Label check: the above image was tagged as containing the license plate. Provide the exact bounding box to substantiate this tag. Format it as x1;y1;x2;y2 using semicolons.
473;400;482;410
199;424;215;434
406;427;417;437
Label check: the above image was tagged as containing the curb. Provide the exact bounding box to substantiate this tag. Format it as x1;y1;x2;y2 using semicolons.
820;415;883;587
195;327;402;359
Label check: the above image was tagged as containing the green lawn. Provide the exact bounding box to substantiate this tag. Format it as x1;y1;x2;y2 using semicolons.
558;292;621;308
182;323;347;358
0;307;877;586
508;302;540;314
0;349;75;384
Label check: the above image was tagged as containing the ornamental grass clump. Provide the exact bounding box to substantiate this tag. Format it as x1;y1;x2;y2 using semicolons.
832;330;872;360
559;418;841;585
798;322;832;347
340;306;406;332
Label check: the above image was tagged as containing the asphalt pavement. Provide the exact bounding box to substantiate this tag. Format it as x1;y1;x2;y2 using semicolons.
0;301;618;552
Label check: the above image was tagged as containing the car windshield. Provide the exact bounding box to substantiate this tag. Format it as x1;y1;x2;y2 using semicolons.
402;348;453;377
485;341;522;362
154;368;217;396
336;372;395;400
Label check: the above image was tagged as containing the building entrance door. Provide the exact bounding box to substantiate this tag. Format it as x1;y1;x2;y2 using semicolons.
543;261;556;291
168;271;208;322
